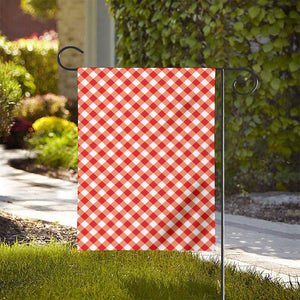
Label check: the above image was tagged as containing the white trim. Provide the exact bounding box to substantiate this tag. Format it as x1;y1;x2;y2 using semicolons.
85;0;115;67
85;0;98;66
97;0;115;67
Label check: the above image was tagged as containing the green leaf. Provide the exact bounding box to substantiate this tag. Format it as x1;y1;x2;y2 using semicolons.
253;115;261;124
210;5;219;16
237;9;244;16
240;165;249;173
152;11;162;22
233;21;243;31
210;21;216;28
182;59;198;67
246;97;253;106
228;36;235;46
253;64;261;73
249;6;260;19
289;61;300;72
258;9;266;22
203;48;211;59
245;128;252;136
271;78;280;90
273;38;283;49
267;14;275;24
233;99;240;109
271;119;281;133
281;147;292;158
274;9;285;19
258;0;268;5
289;11;298;19
185;37;198;48
251;27;260;36
143;9;150;18
245;31;253;40
290;108;299;117
188;2;197;13
294;126;300;136
203;25;210;36
277;20;284;29
268;25;280;35
262;43;273;53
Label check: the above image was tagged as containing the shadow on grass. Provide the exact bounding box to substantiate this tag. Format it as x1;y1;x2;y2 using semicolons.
121;276;219;300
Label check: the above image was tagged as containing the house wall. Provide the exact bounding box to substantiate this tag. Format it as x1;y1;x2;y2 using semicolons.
0;0;56;40
57;0;85;101
57;0;115;101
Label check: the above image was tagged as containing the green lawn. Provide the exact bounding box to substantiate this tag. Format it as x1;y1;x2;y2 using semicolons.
0;242;299;300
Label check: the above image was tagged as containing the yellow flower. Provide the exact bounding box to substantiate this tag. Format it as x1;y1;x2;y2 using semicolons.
33;116;76;133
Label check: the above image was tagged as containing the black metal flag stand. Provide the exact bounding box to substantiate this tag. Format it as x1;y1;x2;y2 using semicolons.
58;47;259;300
215;68;258;299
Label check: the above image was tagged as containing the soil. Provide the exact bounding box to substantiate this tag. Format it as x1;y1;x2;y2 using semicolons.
215;194;300;225
9;158;77;183
0;211;76;246
1;159;299;245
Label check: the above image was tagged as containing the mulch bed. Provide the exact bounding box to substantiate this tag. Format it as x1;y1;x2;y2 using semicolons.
0;211;76;246
215;195;300;225
9;158;77;183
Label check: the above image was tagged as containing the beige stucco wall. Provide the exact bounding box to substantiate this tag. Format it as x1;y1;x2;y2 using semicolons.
57;0;85;101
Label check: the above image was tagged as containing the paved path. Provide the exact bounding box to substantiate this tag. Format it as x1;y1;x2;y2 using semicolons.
0;146;299;285
0;146;77;227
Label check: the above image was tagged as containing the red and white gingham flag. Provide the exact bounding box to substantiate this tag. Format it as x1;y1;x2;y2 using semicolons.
77;68;215;251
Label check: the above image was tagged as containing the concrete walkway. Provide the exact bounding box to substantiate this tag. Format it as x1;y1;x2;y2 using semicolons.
0;146;299;286
0;146;77;227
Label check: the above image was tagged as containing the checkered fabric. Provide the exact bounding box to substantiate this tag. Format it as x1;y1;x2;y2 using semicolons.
78;68;215;251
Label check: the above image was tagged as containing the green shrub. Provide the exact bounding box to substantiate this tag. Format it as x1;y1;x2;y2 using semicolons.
28;117;77;169
15;94;70;123
0;61;36;97
107;0;300;193
0;35;58;95
0;63;22;136
32;116;76;133
21;0;57;21
28;129;78;169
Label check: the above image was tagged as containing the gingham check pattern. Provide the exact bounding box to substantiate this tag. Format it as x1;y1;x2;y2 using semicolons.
78;68;215;251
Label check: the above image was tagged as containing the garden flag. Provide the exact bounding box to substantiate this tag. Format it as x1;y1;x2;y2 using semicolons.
77;68;216;251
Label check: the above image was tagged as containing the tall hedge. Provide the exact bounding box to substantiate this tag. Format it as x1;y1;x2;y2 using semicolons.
0;36;58;95
107;0;300;193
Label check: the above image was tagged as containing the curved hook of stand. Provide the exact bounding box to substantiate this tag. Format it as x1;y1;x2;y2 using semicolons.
231;68;258;95
217;67;259;95
57;49;259;95
57;46;84;71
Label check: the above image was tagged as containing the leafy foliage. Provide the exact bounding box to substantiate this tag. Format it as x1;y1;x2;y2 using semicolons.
32;116;76;133
20;0;57;21
28;117;77;169
15;94;70;123
0;63;22;136
107;0;300;192
1;61;36;97
0;35;58;95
